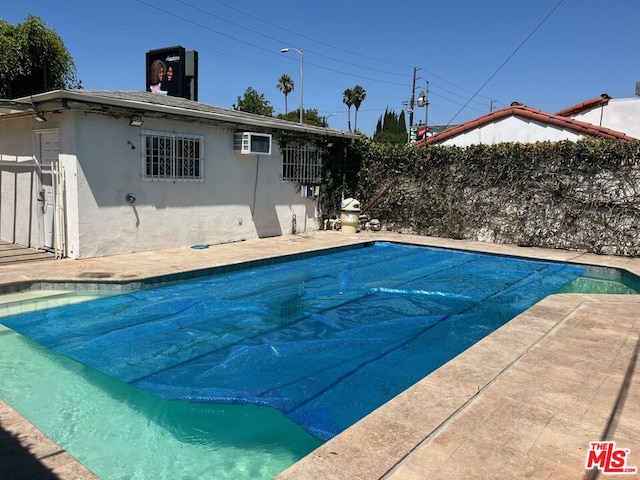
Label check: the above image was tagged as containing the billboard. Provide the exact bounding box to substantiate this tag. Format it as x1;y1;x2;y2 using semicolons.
145;46;198;100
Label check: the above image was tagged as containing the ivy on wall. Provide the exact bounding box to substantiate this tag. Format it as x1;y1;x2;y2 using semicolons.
322;138;640;257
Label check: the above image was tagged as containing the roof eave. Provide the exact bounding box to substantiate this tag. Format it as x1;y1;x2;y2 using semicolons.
18;90;361;140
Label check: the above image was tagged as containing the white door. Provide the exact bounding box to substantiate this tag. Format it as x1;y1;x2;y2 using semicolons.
41;173;54;249
38;132;59;250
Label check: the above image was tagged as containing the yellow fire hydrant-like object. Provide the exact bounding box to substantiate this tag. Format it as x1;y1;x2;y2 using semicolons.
340;198;360;234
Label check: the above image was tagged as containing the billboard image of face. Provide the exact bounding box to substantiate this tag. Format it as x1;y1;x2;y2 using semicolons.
146;47;185;98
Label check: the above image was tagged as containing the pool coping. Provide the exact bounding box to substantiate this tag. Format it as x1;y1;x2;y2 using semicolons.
276;294;640;479
1;231;639;479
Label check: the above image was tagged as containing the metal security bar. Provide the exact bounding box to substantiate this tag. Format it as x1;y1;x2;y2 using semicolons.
142;130;203;181
281;144;322;184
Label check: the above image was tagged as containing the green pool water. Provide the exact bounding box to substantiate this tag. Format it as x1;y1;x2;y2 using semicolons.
558;266;640;294
0;324;320;479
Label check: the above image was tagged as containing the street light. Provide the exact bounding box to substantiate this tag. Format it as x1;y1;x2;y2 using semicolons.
280;47;304;124
405;68;431;142
405;77;430;143
323;113;336;127
416;81;429;133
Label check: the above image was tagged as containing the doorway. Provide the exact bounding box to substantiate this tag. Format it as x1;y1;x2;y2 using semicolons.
35;130;60;252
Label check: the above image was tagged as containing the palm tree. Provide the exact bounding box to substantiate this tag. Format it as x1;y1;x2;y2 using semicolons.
343;88;354;132
352;85;367;132
277;74;295;114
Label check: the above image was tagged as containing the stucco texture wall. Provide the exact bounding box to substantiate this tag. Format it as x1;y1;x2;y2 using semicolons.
69;113;317;258
573;98;640;140
0;117;49;248
439;116;583;147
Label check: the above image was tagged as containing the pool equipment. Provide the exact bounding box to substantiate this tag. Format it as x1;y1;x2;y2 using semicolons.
340;198;360;234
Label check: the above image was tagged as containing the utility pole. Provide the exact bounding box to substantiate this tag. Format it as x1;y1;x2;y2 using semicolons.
43;59;48;91
409;67;417;129
424;81;429;131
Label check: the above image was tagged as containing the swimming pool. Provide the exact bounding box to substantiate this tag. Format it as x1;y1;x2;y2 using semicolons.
0;325;321;479
0;242;637;479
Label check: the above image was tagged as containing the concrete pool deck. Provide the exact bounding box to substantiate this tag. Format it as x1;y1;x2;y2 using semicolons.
0;231;638;479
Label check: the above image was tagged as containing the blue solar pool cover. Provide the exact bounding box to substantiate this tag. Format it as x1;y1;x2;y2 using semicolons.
3;243;585;440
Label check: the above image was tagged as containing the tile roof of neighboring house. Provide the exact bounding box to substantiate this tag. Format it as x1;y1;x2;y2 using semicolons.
555;93;611;117
415;99;637;146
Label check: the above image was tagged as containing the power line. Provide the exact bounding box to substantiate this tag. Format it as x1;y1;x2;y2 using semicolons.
428;81;493;108
177;0;410;80
28;0;519;122
180;0;495;107
208;0;414;70
446;0;565;125
135;0;413;89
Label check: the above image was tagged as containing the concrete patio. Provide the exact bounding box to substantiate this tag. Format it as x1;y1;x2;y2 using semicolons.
0;231;638;479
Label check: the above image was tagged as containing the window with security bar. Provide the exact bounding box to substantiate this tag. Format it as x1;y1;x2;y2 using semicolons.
142;130;204;181
281;143;322;184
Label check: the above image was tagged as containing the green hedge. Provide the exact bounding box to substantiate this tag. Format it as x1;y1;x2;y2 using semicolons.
321;138;640;256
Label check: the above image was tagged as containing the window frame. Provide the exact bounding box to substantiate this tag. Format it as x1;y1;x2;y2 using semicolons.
281;143;322;184
140;129;204;182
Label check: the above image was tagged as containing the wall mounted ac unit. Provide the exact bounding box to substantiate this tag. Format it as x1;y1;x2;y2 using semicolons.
233;132;272;155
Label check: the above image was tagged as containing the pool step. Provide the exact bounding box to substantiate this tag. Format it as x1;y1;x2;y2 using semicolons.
559;276;639;294
0;290;120;318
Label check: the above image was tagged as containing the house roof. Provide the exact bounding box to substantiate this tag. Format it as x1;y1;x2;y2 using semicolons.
415;99;637;146
2;89;361;140
0;99;37;115
555;93;611;117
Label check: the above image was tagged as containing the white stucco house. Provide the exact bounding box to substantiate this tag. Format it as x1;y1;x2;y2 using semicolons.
0;90;359;259
557;94;640;139
415;94;639;147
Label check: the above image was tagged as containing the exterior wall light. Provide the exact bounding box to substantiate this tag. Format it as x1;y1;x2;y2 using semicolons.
129;115;144;127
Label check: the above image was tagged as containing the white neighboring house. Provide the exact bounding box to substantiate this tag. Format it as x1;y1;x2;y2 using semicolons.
557;94;640;140
415;94;639;147
0;90;359;259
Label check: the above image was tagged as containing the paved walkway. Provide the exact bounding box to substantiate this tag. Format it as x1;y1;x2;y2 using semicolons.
0;232;639;479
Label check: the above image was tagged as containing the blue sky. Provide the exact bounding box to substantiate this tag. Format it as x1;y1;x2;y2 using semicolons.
2;0;638;136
